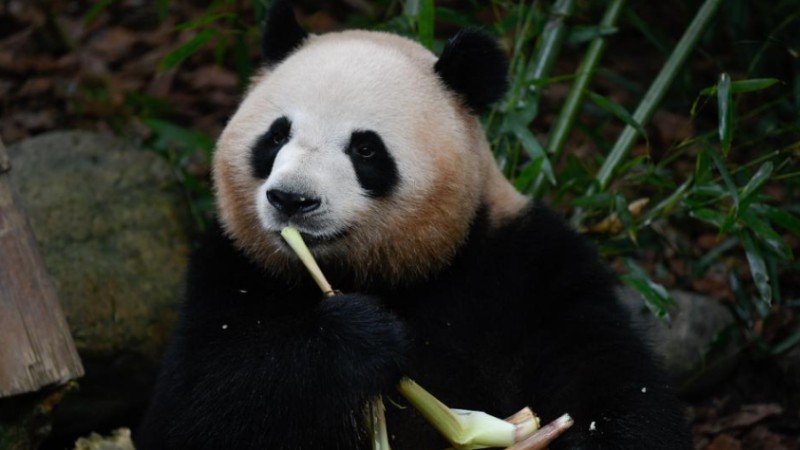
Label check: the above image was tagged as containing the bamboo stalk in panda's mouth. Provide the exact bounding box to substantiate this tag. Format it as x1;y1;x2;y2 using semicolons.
280;227;335;297
280;226;567;450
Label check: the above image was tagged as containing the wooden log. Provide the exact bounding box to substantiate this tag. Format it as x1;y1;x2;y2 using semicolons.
0;137;84;398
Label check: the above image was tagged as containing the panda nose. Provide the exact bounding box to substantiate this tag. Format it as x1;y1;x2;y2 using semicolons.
266;189;321;216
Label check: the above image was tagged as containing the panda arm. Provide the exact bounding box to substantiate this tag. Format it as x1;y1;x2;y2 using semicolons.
135;226;407;449
502;207;691;450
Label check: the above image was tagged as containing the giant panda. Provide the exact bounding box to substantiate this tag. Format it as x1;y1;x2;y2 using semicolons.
136;1;692;449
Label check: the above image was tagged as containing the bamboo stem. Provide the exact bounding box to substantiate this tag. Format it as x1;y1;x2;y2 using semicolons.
505;414;574;450
279;227;335;297
531;0;626;197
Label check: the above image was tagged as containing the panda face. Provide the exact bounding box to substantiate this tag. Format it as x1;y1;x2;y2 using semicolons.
250;114;400;246
213;30;525;284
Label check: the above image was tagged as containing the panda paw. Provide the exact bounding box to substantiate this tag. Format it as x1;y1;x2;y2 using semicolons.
315;294;409;394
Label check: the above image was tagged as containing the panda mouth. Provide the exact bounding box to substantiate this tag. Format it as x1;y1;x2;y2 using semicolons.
278;227;349;247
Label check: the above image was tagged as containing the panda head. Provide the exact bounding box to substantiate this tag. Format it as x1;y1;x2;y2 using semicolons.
213;0;527;285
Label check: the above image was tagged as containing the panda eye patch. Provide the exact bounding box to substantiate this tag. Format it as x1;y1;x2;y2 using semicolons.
251;116;292;179
346;130;399;198
354;145;376;159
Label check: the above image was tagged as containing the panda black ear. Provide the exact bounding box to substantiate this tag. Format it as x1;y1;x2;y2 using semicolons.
434;29;509;113
262;0;308;66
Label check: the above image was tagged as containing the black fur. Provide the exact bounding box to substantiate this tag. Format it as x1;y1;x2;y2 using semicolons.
434;29;510;113
135;205;691;449
346;130;399;198
261;0;308;65
251;116;292;179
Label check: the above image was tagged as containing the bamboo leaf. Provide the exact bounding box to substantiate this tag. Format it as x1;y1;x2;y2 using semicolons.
571;192;614;208
161;29;218;71
587;91;648;142
739;231;772;304
620;259;673;322
84;0;118;23
764;206;800;236
565;25;618;44
699;78;781;96
691;183;727;198
708;148;740;209
695;150;712;184
717;73;733;156
511;124;555;185
690;208;726;228
739;162;773;206
642;176;692;225
175;13;234;31
771;331;800;356
407;0;435;49
740;209;793;259
418;0;435;50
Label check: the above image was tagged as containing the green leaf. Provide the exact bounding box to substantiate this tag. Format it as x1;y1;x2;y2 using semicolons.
699;78;781;96
695;149;712;184
690;208;726;228
717;73;733;156
587;91;649;142
740;208;793;259
435;7;474;28
739;231;772;304
620;259;673;323
614;194;634;230
708;147;739;209
407;0;435;49
84;0;118;23
157;0;170;20
771;331;800;356
642;176;692;225
739;162;773;207
565;25;618;44
418;0;435;50
514;156;546;192
571;192;614;208
764;206;800;236
691;183;727;199
510;124;555;185
160;29;218;71
175;13;234;31
696;237;737;274
144;118;215;157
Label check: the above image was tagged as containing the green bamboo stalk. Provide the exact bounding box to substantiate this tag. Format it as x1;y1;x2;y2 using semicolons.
524;0;577;98
530;0;626;197
593;0;724;191
571;0;724;226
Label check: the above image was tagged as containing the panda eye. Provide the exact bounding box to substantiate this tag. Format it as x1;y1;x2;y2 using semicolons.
266;117;291;148
269;127;289;147
355;145;376;158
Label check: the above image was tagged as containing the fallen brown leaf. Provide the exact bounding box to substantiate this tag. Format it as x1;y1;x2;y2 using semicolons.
706;433;741;450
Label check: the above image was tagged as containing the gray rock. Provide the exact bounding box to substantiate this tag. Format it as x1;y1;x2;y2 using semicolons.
8;130;190;360
619;288;740;395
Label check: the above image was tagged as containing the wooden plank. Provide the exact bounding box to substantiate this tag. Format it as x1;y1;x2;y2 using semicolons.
0;137;84;398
